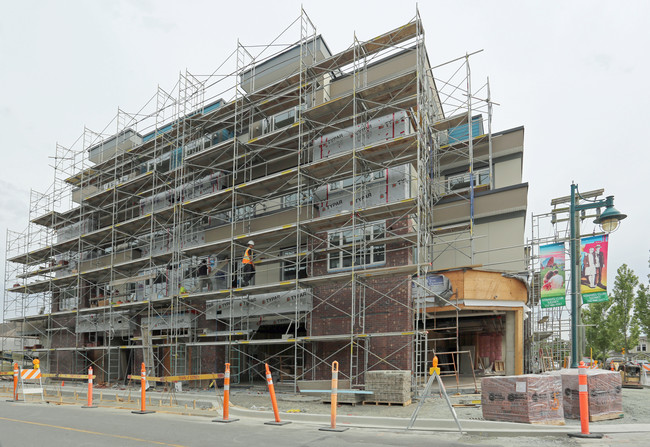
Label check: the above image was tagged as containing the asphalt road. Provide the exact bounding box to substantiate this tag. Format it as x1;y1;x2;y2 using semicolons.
0;400;479;447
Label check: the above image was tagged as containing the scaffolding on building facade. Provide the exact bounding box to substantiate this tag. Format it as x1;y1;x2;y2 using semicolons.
3;8;499;391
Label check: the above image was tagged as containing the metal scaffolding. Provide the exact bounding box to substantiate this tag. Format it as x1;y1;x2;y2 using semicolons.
3;8;503;392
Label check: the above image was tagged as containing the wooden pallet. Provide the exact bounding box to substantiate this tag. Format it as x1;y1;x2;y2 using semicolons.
362;399;411;407
589;412;624;422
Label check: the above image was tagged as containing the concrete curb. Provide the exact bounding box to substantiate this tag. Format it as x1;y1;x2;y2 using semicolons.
15;385;650;437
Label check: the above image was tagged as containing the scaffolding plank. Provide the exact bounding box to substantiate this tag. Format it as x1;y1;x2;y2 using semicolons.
30;211;63;228
17;264;67;280
311;21;418;74
305;69;417;123
81;171;154;207
187;329;423;347
304;133;417;180
298;264;417;287
184;138;235;168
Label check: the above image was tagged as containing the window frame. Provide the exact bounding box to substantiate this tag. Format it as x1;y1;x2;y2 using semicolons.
281;248;308;281
327;221;386;272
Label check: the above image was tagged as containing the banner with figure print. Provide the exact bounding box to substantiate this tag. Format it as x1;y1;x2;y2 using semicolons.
580;235;609;304
539;243;566;308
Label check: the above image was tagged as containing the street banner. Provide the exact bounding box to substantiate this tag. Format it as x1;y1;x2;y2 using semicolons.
540;243;566;308
580;235;609;304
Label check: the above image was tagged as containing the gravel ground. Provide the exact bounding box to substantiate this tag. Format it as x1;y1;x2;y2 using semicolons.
224;384;649;427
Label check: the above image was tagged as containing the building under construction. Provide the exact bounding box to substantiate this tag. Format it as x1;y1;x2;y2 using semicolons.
3;10;529;390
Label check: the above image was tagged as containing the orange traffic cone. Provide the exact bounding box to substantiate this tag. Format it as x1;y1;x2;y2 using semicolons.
62;381;65;386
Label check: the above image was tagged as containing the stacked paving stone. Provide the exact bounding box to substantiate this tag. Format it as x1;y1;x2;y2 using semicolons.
481;375;565;425
558;369;623;421
364;370;411;404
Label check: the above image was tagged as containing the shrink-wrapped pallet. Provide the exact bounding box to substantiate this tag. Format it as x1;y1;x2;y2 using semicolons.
557;369;623;421
481;375;564;425
364;370;411;404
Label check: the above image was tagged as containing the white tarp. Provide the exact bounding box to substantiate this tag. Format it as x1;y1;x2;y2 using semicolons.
76;313;134;334
206;288;312;320
140;230;206;257
57;218;97;243
141;313;195;331
312;110;410;161
139;172;225;215
313;164;412;217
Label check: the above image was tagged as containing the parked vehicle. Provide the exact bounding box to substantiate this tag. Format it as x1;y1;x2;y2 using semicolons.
604;356;625;371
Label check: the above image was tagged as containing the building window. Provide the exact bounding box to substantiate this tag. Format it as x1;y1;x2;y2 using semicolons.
60;288;78;310
446;168;490;192
282;191;312;209
264;107;302;135
330;170;385;191
273;108;296;130
328;222;385;271
234;205;255;221
282;248;307;280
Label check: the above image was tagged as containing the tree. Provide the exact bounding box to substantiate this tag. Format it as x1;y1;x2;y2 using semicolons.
584;264;640;359
583;299;611;361
636;283;650;338
634;255;650;339
607;264;640;355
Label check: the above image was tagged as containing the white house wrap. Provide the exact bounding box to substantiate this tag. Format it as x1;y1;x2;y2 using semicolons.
206;288;312;320
313;164;413;218
139;172;225;215
312;110;410;161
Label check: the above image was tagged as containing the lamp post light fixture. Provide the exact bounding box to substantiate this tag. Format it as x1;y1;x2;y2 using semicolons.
569;184;627;368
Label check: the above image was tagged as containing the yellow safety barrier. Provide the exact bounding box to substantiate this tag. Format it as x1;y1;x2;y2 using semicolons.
42;373;97;379
127;372;224;383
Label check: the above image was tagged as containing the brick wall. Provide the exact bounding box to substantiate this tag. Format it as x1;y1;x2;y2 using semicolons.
306;216;415;379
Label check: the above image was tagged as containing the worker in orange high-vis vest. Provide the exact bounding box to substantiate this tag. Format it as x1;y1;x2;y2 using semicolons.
241;240;256;287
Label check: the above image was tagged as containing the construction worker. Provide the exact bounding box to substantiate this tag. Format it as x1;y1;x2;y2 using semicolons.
241;240;256;287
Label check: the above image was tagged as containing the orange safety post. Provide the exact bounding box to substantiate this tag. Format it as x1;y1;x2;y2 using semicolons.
82;366;97;408
213;362;238;423
6;363;18;402
13;363;18;401
263;363;290;426
319;360;348;432
568;361;602;439
132;363;155;414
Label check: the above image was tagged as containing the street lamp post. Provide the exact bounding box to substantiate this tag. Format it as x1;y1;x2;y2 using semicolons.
569;183;626;368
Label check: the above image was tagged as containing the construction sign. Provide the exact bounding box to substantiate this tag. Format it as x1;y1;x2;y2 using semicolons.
540;243;566;308
580;235;609;304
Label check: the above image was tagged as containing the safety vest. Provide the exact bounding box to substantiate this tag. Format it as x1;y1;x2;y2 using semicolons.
243;247;253;264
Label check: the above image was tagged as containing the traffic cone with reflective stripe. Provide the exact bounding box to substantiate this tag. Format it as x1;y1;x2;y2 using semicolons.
213;362;238;423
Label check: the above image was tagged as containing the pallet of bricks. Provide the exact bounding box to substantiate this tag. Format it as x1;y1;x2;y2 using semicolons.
363;370;411;406
556;369;623;422
481;374;564;425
